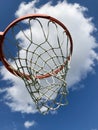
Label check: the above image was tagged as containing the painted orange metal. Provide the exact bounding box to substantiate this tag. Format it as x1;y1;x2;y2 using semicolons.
0;14;73;79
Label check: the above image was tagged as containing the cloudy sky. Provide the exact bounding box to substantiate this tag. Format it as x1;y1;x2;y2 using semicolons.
0;0;98;130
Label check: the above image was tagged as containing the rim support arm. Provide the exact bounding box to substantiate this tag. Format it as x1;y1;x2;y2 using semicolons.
0;32;4;61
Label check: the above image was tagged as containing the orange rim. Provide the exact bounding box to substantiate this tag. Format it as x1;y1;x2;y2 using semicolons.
0;14;73;80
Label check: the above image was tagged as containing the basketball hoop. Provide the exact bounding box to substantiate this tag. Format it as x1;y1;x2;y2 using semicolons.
0;14;73;114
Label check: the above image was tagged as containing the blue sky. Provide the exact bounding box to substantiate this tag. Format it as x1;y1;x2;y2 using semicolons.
0;0;98;130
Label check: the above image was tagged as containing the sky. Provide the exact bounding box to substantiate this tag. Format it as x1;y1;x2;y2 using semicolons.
0;0;98;130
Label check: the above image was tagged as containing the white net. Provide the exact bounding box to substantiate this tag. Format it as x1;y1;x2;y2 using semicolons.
2;16;72;114
23;61;69;114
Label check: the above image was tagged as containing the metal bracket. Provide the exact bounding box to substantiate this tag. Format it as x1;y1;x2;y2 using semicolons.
0;32;4;61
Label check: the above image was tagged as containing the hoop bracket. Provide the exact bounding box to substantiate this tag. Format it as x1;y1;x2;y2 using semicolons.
0;32;4;61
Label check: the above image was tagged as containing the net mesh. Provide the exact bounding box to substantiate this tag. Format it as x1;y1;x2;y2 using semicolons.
3;17;71;114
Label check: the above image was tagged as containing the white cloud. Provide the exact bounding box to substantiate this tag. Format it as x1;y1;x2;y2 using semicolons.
24;120;36;129
0;0;98;114
0;67;38;114
15;1;37;17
